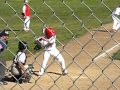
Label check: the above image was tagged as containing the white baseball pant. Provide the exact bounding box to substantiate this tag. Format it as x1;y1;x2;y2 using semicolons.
24;16;30;30
40;47;66;74
112;15;120;30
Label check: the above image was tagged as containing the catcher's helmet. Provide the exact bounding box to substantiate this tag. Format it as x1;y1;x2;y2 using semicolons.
18;41;27;50
43;27;56;39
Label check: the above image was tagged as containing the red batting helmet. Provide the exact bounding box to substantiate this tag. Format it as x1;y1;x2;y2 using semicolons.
43;27;56;39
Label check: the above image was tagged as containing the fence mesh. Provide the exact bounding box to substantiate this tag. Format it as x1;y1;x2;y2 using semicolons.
0;0;120;90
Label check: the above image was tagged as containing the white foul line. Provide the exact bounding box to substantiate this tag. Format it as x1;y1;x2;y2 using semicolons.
94;43;120;61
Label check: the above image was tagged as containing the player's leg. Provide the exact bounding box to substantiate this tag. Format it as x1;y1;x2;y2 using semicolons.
51;48;68;75
26;17;30;30
39;51;50;76
111;16;120;33
115;19;120;31
11;64;23;83
111;16;118;32
0;59;7;85
24;17;30;31
24;17;27;31
113;18;117;30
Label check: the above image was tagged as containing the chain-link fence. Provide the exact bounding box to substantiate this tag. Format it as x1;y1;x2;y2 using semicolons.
0;0;120;90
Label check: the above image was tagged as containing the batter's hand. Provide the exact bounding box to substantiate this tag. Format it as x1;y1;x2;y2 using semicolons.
39;36;46;41
34;37;43;50
22;12;25;16
34;44;42;51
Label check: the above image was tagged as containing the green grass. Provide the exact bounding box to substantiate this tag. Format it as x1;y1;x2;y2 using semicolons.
112;50;120;60
0;0;120;60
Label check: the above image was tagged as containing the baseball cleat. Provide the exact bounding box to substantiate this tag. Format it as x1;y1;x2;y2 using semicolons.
24;28;29;32
62;72;69;76
62;70;69;76
38;72;44;77
110;29;117;33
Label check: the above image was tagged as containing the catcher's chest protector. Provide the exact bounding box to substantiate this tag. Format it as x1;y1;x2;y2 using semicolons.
0;59;6;78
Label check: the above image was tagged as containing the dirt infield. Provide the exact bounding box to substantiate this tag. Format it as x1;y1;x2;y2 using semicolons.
1;23;120;90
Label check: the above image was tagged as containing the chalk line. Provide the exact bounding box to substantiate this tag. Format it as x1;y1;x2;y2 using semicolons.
94;43;120;61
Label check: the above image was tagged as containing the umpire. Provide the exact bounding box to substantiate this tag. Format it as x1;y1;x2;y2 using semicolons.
0;30;9;85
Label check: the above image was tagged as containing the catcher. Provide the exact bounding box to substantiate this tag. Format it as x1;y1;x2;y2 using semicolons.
34;27;68;76
0;30;9;85
11;41;32;83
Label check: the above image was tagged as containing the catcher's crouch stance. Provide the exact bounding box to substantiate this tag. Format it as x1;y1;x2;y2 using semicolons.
11;41;31;83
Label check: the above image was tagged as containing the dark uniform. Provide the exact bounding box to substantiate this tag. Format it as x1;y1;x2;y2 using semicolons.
0;30;9;85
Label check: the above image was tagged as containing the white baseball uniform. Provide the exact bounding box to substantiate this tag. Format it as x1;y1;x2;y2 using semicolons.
112;6;120;31
22;3;30;31
39;35;67;75
14;51;26;65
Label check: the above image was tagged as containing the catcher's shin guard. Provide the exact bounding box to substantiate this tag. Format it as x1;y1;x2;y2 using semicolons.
23;64;34;83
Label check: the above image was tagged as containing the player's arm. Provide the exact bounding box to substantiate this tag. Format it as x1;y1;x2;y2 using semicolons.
34;36;46;50
13;56;26;72
46;36;56;47
0;41;7;52
16;52;26;72
18;61;26;72
22;5;26;17
0;44;3;52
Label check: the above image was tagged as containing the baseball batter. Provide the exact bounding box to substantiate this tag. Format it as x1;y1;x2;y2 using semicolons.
22;0;30;31
111;5;120;33
36;27;68;76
